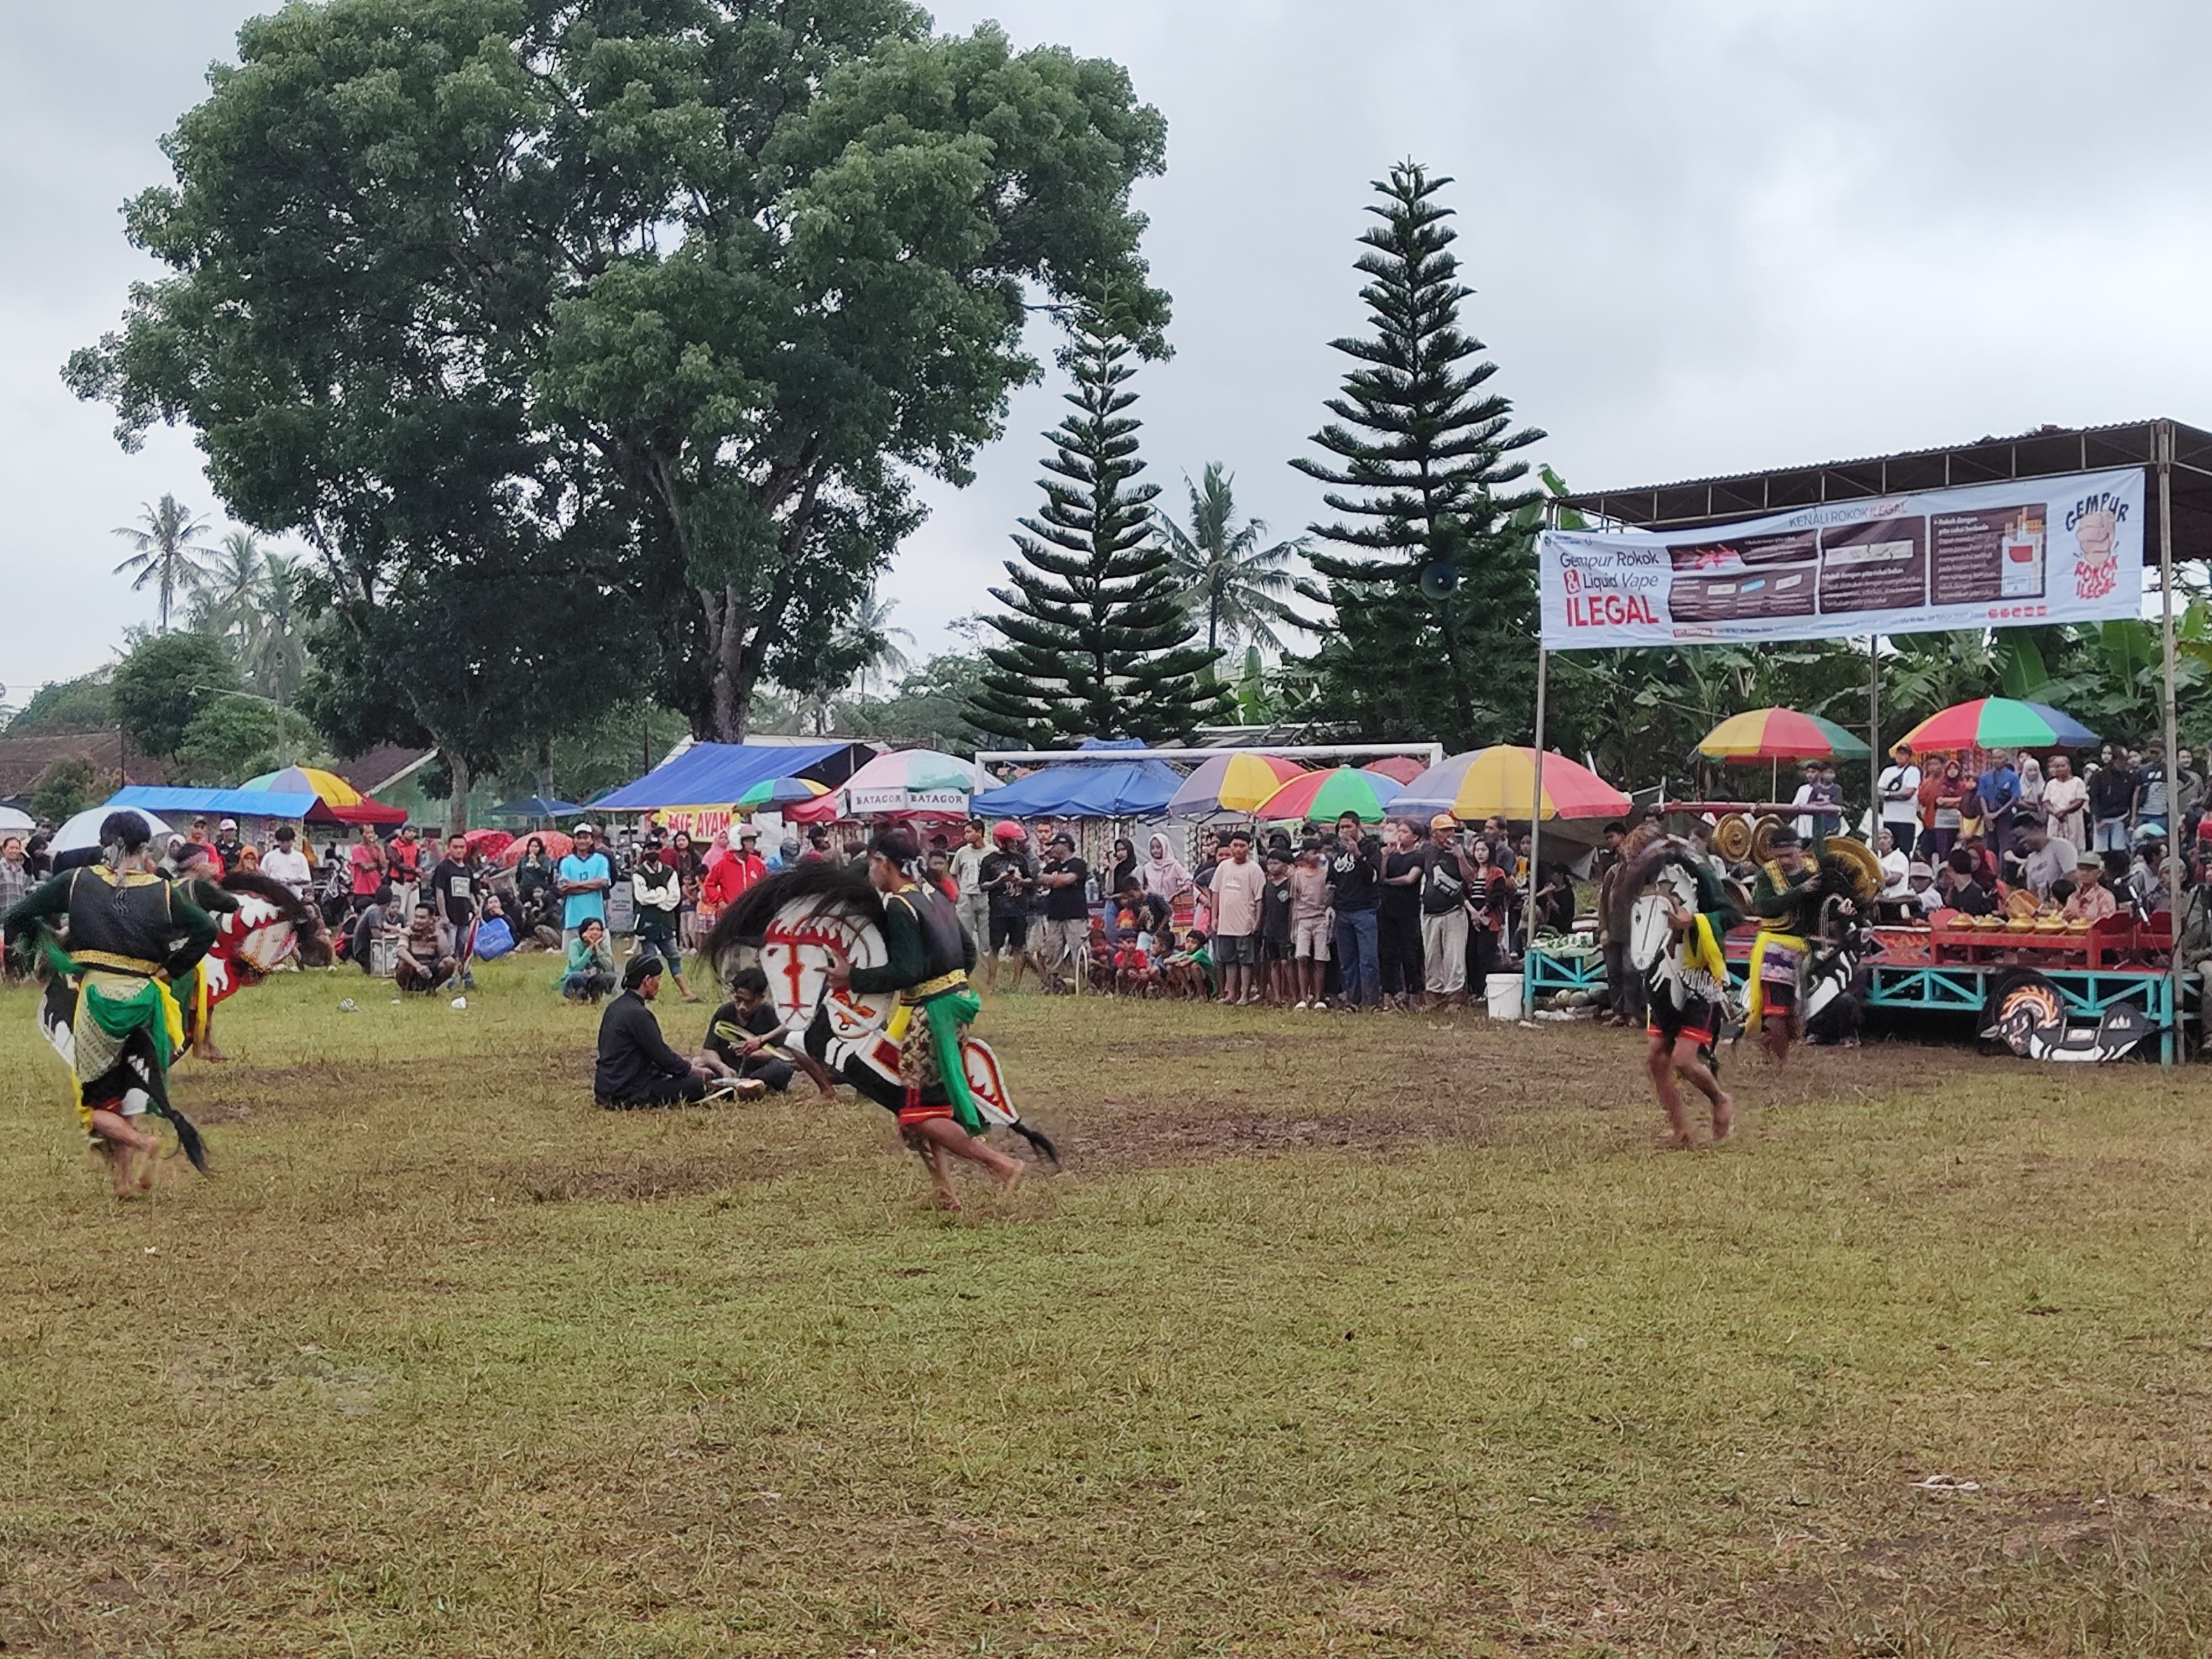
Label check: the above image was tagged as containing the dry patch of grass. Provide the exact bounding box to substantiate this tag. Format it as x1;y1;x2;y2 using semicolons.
3;964;2212;1655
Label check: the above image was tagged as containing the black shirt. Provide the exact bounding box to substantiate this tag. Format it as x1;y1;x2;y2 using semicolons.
594;990;693;1102
702;999;778;1070
428;857;478;928
1421;845;1470;914
1945;877;1996;916
1041;855;1089;921
2089;764;2136;820
1326;837;1380;912
1260;877;1293;945
1380;848;1424;920
979;849;1032;919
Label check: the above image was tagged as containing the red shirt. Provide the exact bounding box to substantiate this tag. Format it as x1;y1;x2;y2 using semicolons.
348;840;387;896
701;853;761;907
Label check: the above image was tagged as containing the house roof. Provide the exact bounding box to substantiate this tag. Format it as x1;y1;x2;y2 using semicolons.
0;730;164;799
328;745;436;797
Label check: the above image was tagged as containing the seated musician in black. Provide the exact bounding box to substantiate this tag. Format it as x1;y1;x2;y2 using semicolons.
593;952;734;1109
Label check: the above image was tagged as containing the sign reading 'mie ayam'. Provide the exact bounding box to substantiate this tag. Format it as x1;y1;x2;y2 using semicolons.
1537;465;2145;649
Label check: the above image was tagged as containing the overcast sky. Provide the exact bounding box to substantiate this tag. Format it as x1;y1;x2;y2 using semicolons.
7;0;2211;701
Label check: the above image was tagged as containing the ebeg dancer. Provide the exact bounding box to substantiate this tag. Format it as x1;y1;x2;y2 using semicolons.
1745;827;1821;1066
1645;872;1739;1149
2;811;218;1196
828;828;1023;1211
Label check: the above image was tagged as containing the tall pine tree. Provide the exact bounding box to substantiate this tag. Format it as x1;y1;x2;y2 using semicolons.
970;306;1223;747
1293;161;1544;749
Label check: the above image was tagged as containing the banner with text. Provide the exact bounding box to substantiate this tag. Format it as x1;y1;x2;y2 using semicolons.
1538;465;2143;649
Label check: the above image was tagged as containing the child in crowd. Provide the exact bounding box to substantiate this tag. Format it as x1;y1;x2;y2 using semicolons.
1161;929;1214;1000
1260;852;1295;1006
1112;904;1157;995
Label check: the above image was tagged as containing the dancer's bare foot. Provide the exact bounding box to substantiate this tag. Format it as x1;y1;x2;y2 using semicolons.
200;1042;228;1063
995;1159;1025;1193
1710;1093;1734;1142
930;1187;962;1212
1659;1131;1694;1151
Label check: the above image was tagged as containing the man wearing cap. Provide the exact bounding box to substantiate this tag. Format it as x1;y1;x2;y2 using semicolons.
555;823;614;948
1034;832;1090;995
1745;827;1819;1066
1418;815;1478;1008
212;818;243;870
2062;851;2118;922
594;951;736;1109
1901;859;1940;917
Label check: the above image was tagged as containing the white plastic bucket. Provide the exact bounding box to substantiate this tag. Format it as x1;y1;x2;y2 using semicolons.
1484;972;1524;1020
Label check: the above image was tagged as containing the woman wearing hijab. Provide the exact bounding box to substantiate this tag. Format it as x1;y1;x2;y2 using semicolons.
1141;831;1193;927
1106;837;1138;905
2016;754;2046;828
702;827;733;870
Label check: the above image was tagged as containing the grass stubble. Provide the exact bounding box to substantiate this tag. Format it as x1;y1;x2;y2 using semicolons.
1;961;2210;1656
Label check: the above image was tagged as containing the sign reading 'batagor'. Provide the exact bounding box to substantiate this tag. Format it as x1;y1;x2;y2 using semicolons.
1538;466;2144;649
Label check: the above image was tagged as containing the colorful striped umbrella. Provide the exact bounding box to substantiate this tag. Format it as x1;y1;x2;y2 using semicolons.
1360;756;1428;785
839;748;975;815
734;775;829;811
237;764;408;825
1695;707;1870;763
1899;697;2099;752
1253;765;1403;824
1166;752;1306;820
1394;747;1631;822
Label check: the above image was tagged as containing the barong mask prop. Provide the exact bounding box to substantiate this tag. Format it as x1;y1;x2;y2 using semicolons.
706;865;1060;1165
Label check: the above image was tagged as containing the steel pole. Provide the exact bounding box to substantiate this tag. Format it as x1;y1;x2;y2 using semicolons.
2159;421;2184;1061
1867;634;1880;842
1527;499;1556;1006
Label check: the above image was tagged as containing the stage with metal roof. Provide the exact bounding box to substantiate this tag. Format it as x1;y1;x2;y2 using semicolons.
1553;418;2212;562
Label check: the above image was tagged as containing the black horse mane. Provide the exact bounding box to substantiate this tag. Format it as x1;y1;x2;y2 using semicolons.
219;869;312;923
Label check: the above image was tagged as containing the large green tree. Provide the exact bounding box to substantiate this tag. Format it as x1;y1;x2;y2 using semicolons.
110;630;239;761
69;0;1171;744
969;305;1222;747
1292;161;1543;749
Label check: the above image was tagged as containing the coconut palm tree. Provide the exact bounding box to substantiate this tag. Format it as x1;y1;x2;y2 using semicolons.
248;554;311;704
1156;463;1307;656
111;494;216;631
191;530;264;644
840;586;916;701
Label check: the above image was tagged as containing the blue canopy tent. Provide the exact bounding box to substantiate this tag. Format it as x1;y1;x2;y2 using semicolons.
106;784;321;821
589;741;857;812
971;738;1182;819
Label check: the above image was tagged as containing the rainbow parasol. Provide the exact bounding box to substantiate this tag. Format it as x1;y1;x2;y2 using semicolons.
1253;765;1402;824
733;775;830;811
237;764;408;825
1393;747;1631;822
1898;697;2099;752
1695;707;1870;763
1165;752;1306;820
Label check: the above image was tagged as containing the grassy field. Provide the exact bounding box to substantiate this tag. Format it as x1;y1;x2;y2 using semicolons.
4;959;2212;1657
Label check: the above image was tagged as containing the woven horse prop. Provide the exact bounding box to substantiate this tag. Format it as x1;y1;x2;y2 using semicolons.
32;870;317;1174
706;865;1060;1165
